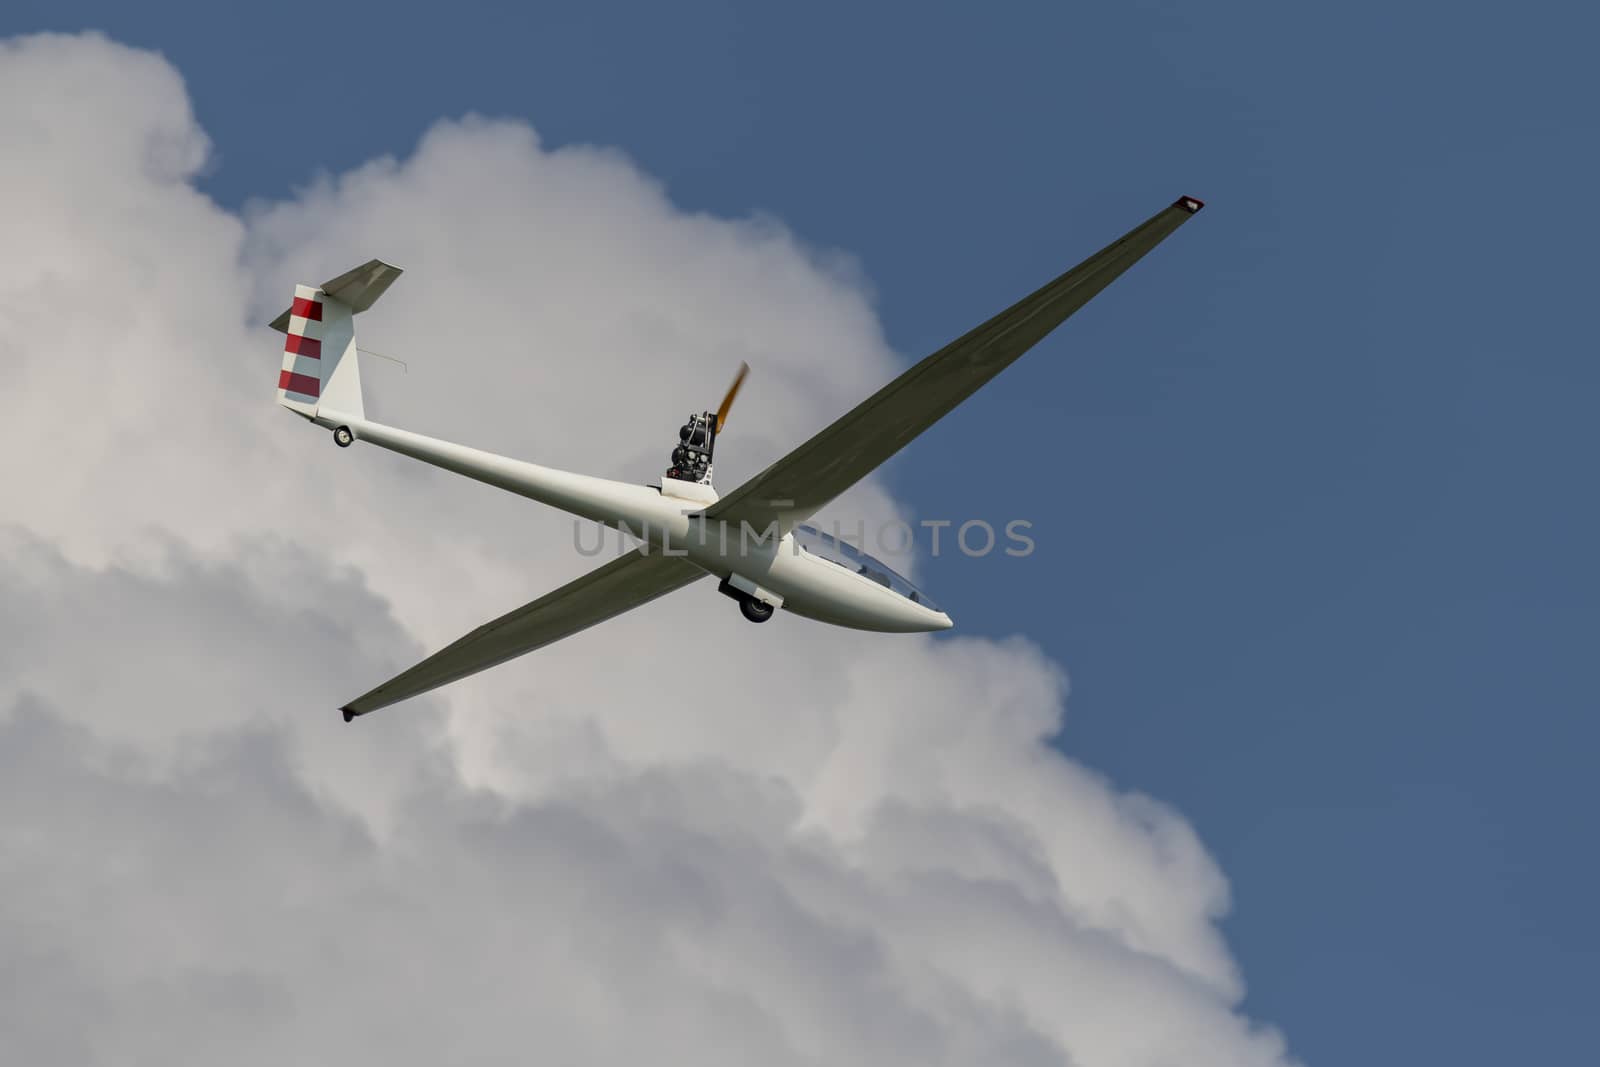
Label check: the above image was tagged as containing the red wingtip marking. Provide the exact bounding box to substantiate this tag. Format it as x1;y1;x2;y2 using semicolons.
1175;196;1205;214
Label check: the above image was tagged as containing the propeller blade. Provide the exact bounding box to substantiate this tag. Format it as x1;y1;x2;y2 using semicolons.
714;361;750;431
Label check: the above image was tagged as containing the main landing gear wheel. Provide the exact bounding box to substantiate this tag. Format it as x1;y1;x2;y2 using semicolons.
333;426;354;448
740;597;775;624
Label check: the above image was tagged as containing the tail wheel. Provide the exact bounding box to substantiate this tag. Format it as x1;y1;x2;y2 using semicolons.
333;426;354;448
740;597;775;624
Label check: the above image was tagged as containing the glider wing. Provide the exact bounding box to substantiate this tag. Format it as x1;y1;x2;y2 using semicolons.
705;196;1205;535
341;549;704;719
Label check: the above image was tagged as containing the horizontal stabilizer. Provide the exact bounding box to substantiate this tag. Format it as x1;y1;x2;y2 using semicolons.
269;259;403;332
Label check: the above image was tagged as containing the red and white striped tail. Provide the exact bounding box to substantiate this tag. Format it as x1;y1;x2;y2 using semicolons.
269;259;401;423
277;285;328;414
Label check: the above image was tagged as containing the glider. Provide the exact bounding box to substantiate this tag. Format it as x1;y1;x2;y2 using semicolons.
270;196;1205;720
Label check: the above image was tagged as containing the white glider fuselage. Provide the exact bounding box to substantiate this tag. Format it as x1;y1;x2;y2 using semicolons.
318;409;953;634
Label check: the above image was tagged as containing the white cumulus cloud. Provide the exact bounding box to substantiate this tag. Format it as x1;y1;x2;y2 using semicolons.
0;31;1298;1067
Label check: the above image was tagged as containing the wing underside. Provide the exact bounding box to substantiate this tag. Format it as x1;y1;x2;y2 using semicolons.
342;549;705;719
705;196;1204;534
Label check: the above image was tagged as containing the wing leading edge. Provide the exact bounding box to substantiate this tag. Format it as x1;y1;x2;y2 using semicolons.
705;196;1205;535
341;550;705;720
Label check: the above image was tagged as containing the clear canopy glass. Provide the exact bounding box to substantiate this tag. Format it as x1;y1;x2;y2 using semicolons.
792;524;940;612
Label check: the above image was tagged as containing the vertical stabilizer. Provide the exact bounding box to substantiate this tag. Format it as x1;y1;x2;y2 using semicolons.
274;287;362;421
270;259;401;423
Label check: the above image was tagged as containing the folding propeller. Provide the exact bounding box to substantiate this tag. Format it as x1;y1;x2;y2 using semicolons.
713;361;750;433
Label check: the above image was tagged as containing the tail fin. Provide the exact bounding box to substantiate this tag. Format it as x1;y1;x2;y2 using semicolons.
269;259;403;423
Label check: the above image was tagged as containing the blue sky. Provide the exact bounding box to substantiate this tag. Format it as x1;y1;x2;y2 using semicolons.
6;2;1595;1062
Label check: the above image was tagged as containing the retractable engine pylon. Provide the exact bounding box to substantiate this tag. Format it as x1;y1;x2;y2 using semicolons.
661;361;748;499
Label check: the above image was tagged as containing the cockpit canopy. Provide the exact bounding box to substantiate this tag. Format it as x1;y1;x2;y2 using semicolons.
793;524;940;611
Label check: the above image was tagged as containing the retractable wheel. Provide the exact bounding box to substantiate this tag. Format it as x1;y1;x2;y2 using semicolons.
333;426;354;448
740;597;774;624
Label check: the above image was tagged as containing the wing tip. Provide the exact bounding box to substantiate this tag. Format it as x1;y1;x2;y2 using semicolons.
1174;195;1205;214
341;705;360;723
